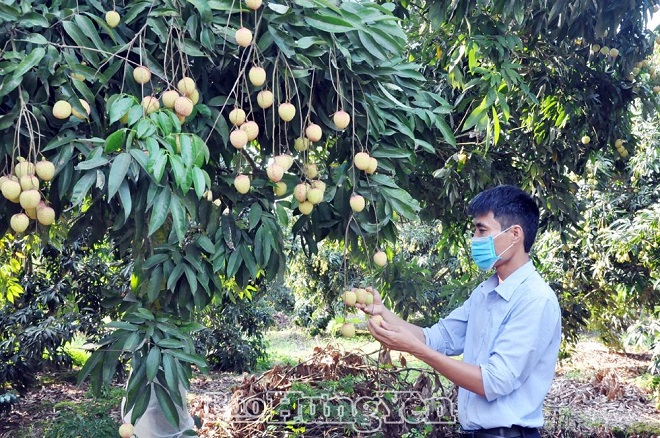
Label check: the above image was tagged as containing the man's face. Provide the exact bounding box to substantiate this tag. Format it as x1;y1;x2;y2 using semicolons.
472;212;514;259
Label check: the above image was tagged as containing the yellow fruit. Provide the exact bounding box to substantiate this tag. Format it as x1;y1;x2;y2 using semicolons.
229;108;246;126
235;27;253;47
340;323;355;338
371;315;384;327
161;90;180;109
304;163;318;179
190;89;200;105
141;96;160;114
333;111;350;130
580;135;590;145
278;102;296;122
274;181;287;196
19;190;40;209
248;66;266;87
274;154;294;171
118;423;135;438
177;77;196;96
10;213;30;233
349;194;365;212
133;66;151;84
365;292;374;305
257;90;274;109
305;123;322;142
599;46;609;56
373;250;388;267
25;207;37;220
35;159;54;182
355;288;369;304
293;183;308;202
0;176;9;191
19;175;39;191
1;179;21;201
14;161;35;178
245;0;262;10
230;129;249;149
36;204;55;225
234;174;251;194
614;139;624;148
343;290;357;306
266;163;284;182
591;43;600;53
53;100;72;119
298;201;313;215
609;48;619;58
71;99;91;120
354;152;371;170
306;187;323;205
310;179;326;193
105;10;120;28
365;157;378;174
457;152;467;165
174;96;194;117
294;137;310;152
240;121;259;141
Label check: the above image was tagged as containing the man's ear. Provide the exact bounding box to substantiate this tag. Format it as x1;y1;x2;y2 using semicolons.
512;224;524;244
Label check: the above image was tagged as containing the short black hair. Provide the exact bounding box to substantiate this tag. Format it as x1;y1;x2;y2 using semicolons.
467;185;540;253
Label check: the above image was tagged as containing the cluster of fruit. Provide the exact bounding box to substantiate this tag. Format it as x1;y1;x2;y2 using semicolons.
132;67;199;123
52;98;91;121
340;287;383;337
0;157;56;232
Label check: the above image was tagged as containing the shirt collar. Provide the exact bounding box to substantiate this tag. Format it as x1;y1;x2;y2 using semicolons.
489;260;536;301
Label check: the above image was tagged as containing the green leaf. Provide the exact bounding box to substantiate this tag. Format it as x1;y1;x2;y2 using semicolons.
105;129;126;153
248;203;263;231
76;154;109;170
117;180;133;224
11;47;45;80
108;153;132;199
164;349;207;371
187;0;212;22
304;13;355;32
148;187;172;236
146;346;161;382
130;381;152;424
70;171;97;206
157;338;185;349
162;354;182;407
146;265;164;303
154;381;180;427
152;153;168;183
109;97;135;124
192;167;206;199
170;195;187;243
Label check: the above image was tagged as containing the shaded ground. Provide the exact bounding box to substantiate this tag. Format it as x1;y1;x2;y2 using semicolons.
1;339;660;437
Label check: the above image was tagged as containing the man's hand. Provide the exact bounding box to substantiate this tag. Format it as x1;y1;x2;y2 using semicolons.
355;286;384;316
367;318;426;354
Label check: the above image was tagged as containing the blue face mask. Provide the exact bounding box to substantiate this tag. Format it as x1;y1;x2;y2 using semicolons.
470;226;514;271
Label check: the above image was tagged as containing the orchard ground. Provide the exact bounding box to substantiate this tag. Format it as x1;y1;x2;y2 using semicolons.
2;321;660;437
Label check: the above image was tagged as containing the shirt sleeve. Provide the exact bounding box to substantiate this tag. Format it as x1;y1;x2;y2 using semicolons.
423;293;473;356
480;293;560;401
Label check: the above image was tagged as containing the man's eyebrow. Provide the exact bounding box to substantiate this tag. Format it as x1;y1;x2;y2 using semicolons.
472;220;488;228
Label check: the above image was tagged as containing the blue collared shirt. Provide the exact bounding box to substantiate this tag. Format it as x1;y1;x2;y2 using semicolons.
422;261;561;430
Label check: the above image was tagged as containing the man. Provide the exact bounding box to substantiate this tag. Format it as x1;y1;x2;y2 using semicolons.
358;185;561;438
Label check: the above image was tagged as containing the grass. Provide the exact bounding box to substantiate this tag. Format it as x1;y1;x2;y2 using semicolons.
256;323;434;375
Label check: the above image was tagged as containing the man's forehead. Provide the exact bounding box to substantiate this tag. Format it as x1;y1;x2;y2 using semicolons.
471;212;497;226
